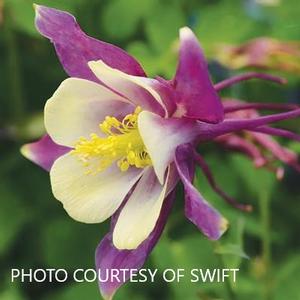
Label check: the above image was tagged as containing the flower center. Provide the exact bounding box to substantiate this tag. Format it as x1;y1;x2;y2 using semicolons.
72;106;151;174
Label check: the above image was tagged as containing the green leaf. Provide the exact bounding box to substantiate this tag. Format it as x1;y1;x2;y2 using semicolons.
215;243;249;260
216;217;249;270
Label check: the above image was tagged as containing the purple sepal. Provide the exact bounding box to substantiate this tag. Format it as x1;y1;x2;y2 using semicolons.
35;5;146;81
20;134;70;171
172;28;223;123
95;191;175;299
175;144;228;240
196;108;300;142
251;126;300;143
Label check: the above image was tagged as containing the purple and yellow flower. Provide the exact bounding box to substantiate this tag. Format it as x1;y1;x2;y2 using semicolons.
21;5;300;299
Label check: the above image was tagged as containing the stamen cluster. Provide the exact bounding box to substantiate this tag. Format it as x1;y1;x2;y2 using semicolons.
72;107;151;174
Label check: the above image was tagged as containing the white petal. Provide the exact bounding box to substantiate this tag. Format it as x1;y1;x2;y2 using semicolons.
45;77;132;147
138;111;197;184
88;60;166;116
50;153;144;223
113;167;169;250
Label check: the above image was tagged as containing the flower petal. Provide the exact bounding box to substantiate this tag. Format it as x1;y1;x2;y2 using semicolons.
95;191;175;300
172;27;223;123
50;153;144;223
44;78;133;147
34;5;145;81
88;60;165;116
112;167;169;250
175;144;228;240
20;135;70;171
144;77;177;117
138;111;197;184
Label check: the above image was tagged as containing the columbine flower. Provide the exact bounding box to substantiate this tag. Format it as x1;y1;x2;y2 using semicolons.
21;5;300;299
217;99;300;179
214;37;300;74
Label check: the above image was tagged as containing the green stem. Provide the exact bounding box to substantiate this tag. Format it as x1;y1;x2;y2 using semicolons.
259;190;272;300
215;244;237;300
224;268;237;300
3;5;25;122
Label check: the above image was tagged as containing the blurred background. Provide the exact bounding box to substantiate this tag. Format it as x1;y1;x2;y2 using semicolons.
1;0;300;299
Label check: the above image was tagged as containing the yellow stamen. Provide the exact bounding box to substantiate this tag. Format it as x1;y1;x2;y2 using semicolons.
71;106;151;174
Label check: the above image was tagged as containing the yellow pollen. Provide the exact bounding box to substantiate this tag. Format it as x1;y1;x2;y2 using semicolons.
71;106;151;174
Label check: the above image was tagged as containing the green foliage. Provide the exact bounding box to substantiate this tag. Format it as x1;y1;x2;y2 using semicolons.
0;180;29;256
274;255;300;300
152;235;222;300
102;0;153;40
41;218;107;269
195;1;264;54
5;0;84;37
43;282;99;300
0;283;27;300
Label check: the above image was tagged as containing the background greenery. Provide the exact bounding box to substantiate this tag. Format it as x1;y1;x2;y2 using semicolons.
1;0;300;299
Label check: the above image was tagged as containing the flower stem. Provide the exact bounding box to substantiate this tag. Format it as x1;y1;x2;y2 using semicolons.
214;244;237;300
3;4;25;122
259;190;272;300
